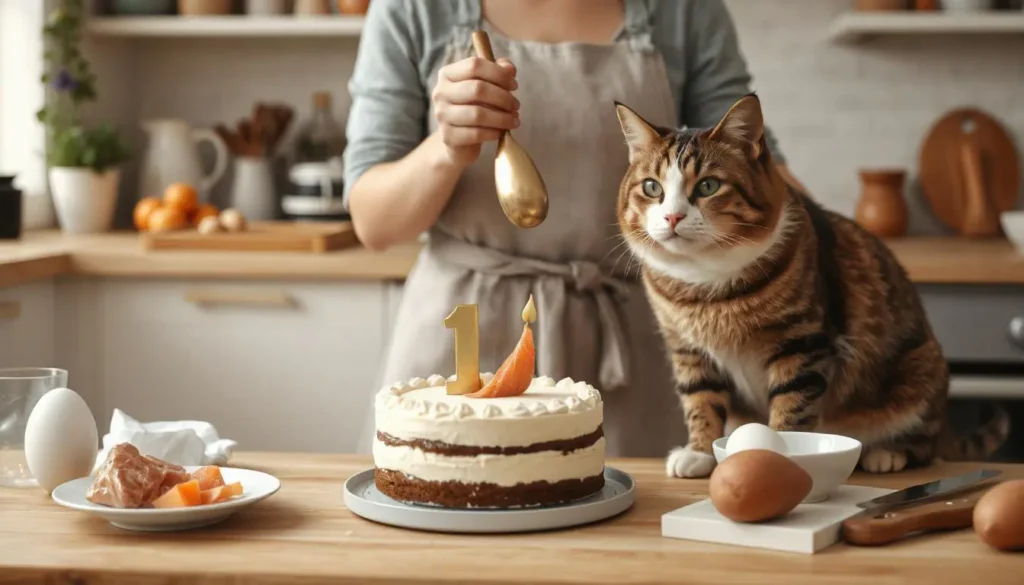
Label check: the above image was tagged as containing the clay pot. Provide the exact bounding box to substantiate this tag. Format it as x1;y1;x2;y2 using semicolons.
337;0;369;14
914;0;940;9
856;170;909;238
854;0;908;9
178;0;232;15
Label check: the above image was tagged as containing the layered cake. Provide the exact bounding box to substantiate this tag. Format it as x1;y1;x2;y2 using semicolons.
372;374;605;508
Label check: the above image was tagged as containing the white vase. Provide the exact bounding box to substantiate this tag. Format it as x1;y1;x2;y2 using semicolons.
49;167;121;234
941;0;992;11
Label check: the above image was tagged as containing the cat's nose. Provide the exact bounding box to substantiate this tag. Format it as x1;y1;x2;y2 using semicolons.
665;213;686;230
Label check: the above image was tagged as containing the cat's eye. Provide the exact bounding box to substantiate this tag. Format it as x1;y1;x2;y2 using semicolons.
696;178;721;197
642;179;663;199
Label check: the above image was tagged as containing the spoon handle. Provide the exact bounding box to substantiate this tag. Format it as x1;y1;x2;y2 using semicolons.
471;30;496;62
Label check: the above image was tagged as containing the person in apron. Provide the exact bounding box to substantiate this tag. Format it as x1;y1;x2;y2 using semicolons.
345;0;793;458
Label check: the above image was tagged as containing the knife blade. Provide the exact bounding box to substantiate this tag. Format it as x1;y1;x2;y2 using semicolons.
857;469;1002;511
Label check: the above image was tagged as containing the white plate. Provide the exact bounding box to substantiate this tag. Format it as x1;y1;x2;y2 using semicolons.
51;466;281;532
344;467;635;534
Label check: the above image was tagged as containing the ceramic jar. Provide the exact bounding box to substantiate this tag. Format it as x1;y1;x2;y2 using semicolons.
856;170;909;238
855;0;908;9
0;176;22;239
178;0;232;15
337;0;370;14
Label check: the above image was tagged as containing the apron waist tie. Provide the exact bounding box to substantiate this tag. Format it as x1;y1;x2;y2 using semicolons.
428;232;632;392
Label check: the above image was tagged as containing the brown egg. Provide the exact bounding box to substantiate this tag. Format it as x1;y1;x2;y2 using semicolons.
974;479;1024;551
709;449;813;523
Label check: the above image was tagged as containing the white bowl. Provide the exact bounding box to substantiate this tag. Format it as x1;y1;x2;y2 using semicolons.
51;466;280;531
713;432;862;503
1000;211;1024;252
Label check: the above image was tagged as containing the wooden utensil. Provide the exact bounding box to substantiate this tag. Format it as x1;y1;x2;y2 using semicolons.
842;485;992;546
919;108;1021;237
470;30;549;229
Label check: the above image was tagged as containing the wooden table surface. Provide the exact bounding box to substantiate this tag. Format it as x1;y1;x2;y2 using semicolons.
1;453;1022;585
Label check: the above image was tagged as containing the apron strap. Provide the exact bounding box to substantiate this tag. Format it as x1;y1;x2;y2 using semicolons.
427;232;633;392
620;0;656;53
452;0;483;45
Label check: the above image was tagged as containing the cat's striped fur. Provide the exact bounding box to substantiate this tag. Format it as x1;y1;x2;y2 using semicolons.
614;95;1009;476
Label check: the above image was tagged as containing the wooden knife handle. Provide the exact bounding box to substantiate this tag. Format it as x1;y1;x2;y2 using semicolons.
842;489;987;546
471;30;496;62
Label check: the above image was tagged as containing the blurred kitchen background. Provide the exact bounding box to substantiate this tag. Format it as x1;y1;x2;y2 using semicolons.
1;0;1023;459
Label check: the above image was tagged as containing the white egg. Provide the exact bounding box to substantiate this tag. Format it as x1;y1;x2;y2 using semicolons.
24;387;99;493
725;423;788;456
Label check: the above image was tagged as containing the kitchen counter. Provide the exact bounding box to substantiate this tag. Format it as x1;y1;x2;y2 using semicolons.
1;453;1021;584
0;230;422;288
0;231;1023;287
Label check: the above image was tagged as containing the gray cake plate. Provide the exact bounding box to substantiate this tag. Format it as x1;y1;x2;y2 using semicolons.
343;467;635;534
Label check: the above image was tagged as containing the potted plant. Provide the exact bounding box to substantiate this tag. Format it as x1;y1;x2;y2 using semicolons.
37;0;130;234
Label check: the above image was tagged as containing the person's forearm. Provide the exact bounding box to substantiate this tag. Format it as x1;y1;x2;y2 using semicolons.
348;132;465;251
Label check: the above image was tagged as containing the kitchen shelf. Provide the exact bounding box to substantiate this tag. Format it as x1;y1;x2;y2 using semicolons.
86;16;365;38
829;12;1024;43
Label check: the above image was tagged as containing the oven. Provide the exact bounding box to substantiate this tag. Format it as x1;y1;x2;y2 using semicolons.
919;284;1024;462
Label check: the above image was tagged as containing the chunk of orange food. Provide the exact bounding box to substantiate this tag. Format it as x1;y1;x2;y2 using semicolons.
201;482;243;505
466;325;535;398
191;466;225;491
151;479;202;508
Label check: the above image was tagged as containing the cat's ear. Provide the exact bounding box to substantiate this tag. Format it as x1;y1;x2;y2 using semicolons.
710;94;765;157
615;102;660;164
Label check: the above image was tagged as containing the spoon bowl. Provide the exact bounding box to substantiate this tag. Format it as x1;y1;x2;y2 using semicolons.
471;31;549;228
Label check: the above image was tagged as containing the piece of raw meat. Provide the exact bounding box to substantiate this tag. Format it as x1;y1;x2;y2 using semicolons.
86;443;191;508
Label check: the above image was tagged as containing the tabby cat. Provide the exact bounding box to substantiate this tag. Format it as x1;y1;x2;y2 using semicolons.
614;94;1008;476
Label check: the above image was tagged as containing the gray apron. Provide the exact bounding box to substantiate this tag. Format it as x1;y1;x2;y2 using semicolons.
360;0;685;457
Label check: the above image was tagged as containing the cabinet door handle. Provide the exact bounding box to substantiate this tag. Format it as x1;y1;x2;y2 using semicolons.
184;289;297;309
0;301;20;321
1008;316;1024;350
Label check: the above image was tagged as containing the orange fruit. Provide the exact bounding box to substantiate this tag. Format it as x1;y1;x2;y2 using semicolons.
466;325;535;398
147;206;188;233
133;197;162;231
163;183;199;215
190;203;219;225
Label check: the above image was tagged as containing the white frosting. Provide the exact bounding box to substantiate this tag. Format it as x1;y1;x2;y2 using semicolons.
373;438;606;487
374;375;603;448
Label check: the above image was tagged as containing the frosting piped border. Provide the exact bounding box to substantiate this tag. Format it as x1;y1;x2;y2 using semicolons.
375;374;602;421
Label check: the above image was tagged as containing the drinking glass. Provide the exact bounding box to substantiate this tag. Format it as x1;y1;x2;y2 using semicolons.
0;368;68;488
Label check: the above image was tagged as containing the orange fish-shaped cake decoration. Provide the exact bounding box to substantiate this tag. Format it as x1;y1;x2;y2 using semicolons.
466;295;537;399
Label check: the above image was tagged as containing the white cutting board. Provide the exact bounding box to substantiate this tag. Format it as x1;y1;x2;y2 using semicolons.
661;485;893;554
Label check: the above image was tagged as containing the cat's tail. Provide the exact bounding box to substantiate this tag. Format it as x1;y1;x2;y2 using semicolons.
937;403;1011;461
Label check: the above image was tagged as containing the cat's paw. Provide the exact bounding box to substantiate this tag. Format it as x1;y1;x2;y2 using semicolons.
666;446;717;478
860;447;908;473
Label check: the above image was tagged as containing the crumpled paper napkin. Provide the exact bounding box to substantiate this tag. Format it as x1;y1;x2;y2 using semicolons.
92;409;237;472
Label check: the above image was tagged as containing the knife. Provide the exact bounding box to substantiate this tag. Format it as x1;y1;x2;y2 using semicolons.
856;469;1001;511
842;469;1002;546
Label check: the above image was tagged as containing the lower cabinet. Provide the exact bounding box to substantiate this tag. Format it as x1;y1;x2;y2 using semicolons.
0;280;56;371
86;278;390;454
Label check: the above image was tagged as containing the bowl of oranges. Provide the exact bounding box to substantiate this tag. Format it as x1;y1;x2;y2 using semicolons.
134;183;247;235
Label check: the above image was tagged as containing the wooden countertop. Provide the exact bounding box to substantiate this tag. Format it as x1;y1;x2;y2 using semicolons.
1;230;1023;287
0;230;422;287
1;453;1022;584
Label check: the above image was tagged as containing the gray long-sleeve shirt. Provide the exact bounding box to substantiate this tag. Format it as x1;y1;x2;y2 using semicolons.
343;0;784;203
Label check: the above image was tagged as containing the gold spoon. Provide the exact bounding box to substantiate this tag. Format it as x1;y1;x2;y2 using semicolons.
470;30;549;229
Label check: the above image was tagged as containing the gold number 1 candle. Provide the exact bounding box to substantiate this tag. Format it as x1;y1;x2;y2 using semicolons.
443;304;481;395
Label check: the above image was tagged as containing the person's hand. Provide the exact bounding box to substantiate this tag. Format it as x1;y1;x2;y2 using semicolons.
432;56;520;168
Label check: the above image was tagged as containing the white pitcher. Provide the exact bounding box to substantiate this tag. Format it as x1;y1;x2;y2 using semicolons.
138;119;229;200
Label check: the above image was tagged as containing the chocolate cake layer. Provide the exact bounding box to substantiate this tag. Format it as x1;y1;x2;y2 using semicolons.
375;468;605;508
376;426;603;456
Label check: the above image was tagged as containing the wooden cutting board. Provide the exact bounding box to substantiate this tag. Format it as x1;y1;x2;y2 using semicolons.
919;108;1021;236
139;221;359;253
